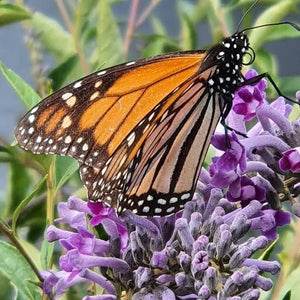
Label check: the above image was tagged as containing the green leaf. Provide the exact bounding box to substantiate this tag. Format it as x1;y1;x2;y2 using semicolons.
177;0;207;24
75;0;99;36
279;76;300;97
249;0;299;50
19;239;42;271
278;269;300;300
0;3;30;26
7;159;31;215
282;291;291;300
259;238;278;261
95;0;125;68
253;48;277;83
0;241;41;299
31;12;76;63
140;35;180;57
263;22;300;42
54;156;78;192
0;273;11;300
0;61;41;109
49;54;79;90
12;176;47;234
151;16;167;36
180;13;197;50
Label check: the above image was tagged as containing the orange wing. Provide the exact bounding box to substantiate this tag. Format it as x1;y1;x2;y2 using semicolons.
16;52;206;164
15;52;209;213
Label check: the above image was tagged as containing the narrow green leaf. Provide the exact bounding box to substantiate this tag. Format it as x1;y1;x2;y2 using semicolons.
249;0;299;50
151;16;167;36
140;35;180;57
253;48;277;83
279;76;300;97
95;0;125;68
54;156;78;192
31;12;76;63
76;0;99;36
8;159;31;215
278;269;300;300
0;3;30;26
49;54;79;90
259;238;278;261
0;61;41;109
263;23;300;42
19;239;42;270
12;175;47;234
0;241;41;299
282;291;291;300
180;13;197;50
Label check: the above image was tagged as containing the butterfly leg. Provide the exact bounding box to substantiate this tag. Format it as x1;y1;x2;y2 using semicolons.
219;95;247;148
242;72;299;104
219;95;233;148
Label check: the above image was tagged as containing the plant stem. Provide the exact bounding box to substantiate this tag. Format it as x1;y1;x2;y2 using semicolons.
124;0;140;54
136;0;160;28
0;219;44;282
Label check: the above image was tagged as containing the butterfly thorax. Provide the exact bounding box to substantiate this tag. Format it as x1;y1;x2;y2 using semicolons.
206;32;250;98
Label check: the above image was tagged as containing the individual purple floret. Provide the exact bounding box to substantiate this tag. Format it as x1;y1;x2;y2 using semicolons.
232;69;267;121
279;147;300;172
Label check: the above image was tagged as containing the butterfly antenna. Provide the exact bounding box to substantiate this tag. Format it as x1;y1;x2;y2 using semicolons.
236;0;260;32
242;21;300;33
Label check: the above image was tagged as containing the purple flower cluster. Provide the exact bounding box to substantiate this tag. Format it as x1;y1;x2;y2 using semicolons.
43;194;280;299
42;70;300;299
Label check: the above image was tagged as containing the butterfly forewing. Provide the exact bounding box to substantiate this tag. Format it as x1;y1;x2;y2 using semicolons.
15;51;214;214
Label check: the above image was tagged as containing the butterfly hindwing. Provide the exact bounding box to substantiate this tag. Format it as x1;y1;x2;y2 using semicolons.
79;67;221;216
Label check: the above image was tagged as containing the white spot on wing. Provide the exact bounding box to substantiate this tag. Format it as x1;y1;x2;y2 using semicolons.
28;115;35;123
170;197;178;203
73;81;82;88
167;207;175;213
158;199;167;205
61;92;73;100
181;193;190;200
126;61;136;66
147;195;153;201
97;70;107;76
31;106;39;113
155;208;162;214
127;132;135;147
142;206;150;213
65;136;72;144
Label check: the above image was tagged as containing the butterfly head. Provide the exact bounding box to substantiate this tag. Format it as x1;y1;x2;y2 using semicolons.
206;31;250;97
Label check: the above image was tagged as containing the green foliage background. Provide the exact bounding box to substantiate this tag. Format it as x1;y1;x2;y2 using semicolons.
0;0;299;299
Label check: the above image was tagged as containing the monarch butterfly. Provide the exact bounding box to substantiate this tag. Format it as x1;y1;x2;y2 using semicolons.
15;12;299;216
